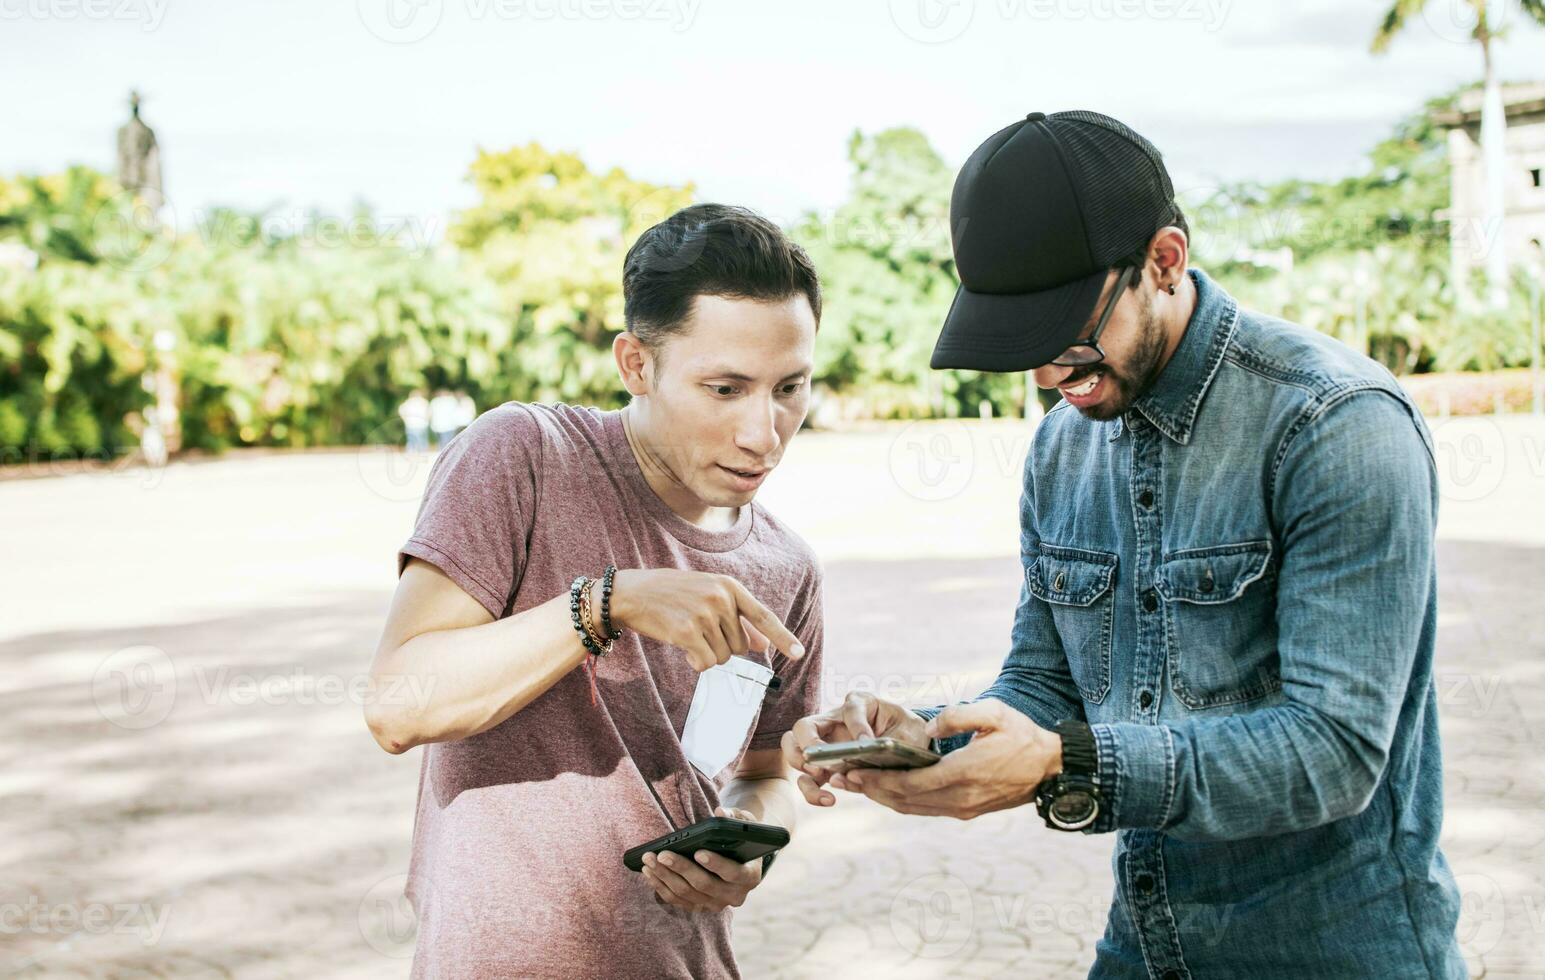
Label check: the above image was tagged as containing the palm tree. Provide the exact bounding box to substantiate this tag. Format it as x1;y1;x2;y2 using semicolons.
1372;0;1545;308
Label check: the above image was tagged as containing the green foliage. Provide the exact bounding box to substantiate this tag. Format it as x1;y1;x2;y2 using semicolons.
3;97;1541;462
451;144;694;407
0;150;695;459
792;128;1025;419
1212;91;1539;374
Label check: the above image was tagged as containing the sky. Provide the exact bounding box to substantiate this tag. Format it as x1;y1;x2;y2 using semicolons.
4;0;1545;241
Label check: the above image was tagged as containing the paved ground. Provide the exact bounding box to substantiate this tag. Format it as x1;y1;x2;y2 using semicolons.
2;417;1543;978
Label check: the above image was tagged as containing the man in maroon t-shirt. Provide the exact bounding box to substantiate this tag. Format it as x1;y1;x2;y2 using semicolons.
364;204;827;979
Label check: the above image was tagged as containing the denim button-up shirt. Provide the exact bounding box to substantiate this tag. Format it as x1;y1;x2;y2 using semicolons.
921;268;1464;978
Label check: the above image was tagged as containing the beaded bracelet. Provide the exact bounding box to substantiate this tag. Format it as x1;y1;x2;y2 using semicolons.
568;576;603;656
579;579;614;656
598;564;622;640
569;575;603;707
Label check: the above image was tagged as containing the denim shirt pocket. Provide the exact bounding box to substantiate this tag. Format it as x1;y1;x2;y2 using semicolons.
1028;544;1117;704
1155;539;1281;709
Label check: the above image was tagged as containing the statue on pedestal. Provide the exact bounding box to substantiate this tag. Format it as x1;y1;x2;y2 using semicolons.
116;90;163;213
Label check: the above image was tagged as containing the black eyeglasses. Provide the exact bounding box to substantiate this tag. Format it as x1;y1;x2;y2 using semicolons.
1050;265;1136;367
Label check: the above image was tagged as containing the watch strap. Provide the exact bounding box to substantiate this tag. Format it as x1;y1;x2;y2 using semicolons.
1054;720;1097;778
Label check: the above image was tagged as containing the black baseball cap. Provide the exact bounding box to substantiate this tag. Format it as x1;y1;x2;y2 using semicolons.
930;110;1178;373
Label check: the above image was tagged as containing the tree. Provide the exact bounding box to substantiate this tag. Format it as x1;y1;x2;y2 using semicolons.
791;128;1024;419
450;143;694;405
1372;0;1545;307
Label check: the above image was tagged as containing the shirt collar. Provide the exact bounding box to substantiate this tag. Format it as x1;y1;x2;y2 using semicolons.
1119;267;1238;445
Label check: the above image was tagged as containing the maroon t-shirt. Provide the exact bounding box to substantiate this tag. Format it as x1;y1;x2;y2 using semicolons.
395;402;824;979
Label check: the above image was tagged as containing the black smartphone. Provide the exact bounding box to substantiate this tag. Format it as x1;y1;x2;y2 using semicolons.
622;816;789;873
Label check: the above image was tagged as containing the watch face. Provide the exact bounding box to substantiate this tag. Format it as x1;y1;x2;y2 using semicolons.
1048;789;1099;830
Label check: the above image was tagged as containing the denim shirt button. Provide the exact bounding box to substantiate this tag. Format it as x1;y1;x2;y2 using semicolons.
1054;571;1066;591
1161;971;1181;980
1139;690;1153;709
1135;872;1155;894
1137;488;1154;509
1142;589;1159;613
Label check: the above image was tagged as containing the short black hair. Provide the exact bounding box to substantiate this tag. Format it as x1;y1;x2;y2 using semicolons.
1113;203;1190;288
623;203;822;348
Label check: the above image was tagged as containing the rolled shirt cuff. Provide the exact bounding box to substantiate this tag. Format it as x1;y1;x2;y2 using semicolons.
1089;722;1176;834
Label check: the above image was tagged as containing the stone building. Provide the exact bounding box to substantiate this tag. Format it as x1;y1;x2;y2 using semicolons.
1434;82;1545;276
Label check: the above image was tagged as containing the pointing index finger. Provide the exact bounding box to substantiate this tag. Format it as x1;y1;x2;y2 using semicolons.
728;579;804;659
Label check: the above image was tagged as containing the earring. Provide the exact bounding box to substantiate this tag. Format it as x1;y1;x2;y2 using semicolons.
1166;283;1176;295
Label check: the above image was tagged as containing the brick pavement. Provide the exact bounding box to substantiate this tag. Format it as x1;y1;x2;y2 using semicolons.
2;420;1541;978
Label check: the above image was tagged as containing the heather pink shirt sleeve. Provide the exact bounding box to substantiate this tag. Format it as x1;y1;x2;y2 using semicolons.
397;405;543;619
747;564;825;750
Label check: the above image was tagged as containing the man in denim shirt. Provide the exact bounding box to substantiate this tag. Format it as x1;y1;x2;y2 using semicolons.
782;111;1464;977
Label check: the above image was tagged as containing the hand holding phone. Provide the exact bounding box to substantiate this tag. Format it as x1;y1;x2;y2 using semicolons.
780;692;936;806
803;736;940;770
623;813;788;873
626;807;786;913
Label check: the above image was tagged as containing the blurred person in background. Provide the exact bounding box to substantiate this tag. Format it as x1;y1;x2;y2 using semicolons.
428;389;459;450
399;390;430;453
454;390;477;438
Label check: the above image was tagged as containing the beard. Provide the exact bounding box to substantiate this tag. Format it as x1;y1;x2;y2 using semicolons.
1063;301;1169;421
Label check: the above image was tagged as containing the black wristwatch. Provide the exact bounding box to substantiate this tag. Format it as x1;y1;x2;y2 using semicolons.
1034;721;1102;831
